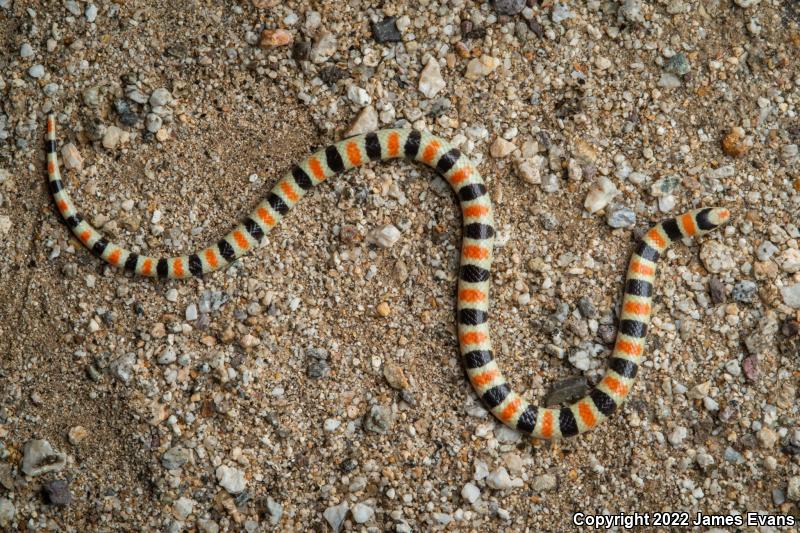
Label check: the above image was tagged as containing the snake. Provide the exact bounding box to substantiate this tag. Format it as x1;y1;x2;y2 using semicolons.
45;113;730;439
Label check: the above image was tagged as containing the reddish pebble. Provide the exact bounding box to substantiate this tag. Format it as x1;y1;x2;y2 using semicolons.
742;355;759;382
259;29;293;48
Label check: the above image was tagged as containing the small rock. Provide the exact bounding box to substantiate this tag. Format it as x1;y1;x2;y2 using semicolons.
363;404;393;434
724;446;745;464
419;59;445;98
162;446;189;469
351;502;374;524
551;3;574;23
383;362;409;390
788;476;800;501
29;64;45;78
734;0;761;7
742;356;759;381
346;85;371;107
173;497;194;521
732;281;757;303
486;467;519;490
150;88;172;107
721;127;752;158
0;498;14;528
371;17;402;43
665;53;690;76
68;426;88;445
465;56;500;80
22;440;67;477
668;426;688;447
758;427;779;449
259;29;293;48
532;474;557;492
310;30;337;63
756;241;778;261
43;479;72;506
700;241;735;273
584;177;619;213
544;376;588;406
102;126;123;149
493;0;525;16
216;465;246;494
619;0;643;22
265;497;283;525
61;143;83;171
779;249;800;273
84;3;97;22
606;206;636;228
367;224;401;248
345;106;378;137
158;348;176;365
323;502;349;532
461;483;481;503
490;137;516;158
0;216;10;235
709;277;726;304
781;283;800;309
185;304;198;321
20;43;34;58
145;113;162;133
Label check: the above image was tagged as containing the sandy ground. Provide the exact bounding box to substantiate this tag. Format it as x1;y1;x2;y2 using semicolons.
0;0;799;531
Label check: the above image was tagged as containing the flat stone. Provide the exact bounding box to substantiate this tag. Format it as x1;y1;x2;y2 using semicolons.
461;483;480;503
323;502;349;532
367;224;401;248
61;143;84;171
351;502;374;524
216;465;246;494
732;280;757;303
259;29;293;48
363;404;393;434
310;31;337;63
532;474;557;492
700;241;735;273
0;498;14;528
419;59;445;98
606;206;636;228
21;439;67;477
43;479;72;506
493;0;525;16
344;106;378;137
781;283;800;309
465;56;500;80
371;17;402;43
162;446;189;469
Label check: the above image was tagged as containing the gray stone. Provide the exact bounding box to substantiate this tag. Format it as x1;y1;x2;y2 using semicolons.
323;502;349;532
371;17;402;43
266;497;283;525
216;465;246;494
493;0;525;16
788;476;800;501
709;277;726;304
665;53;690;76
162;446;189;469
150;88;172;107
606;206;636;228
351;502;374;523
577;296;596;318
724;446;745;464
21;439;67;477
363;404;393;434
544;376;588;406
43;479;72;506
732;281;757;303
781;283;800;309
0;498;14;528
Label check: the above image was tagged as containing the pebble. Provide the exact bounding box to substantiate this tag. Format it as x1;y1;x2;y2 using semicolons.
29;64;45;78
146;113;162;133
700;241;735;273
383;362;409;390
724;446;745;464
734;0;761;6
486;467;522;490
150;88;172;107
780;283;800;309
185;304;198;321
0;216;10;235
465;56;500;80
0;499;14;528
345;106;378;137
68;425;88;445
20;43;33;58
216;465;246;494
418;59;445;98
461;483;480;504
367;224;401;248
61;143;84;171
162;446;189;469
371;17;402;43
493;0;525;16
85;3;97;22
166;288;178;302
709;277;726;304
347;85;371;107
756;241;778;261
310;31;337;63
323;502;349;532
21;439;67;476
259;29;293;48
551;3;574;23
668;426;688;447
788;476;800;501
64;0;81;15
158;348;177;365
544;376;588;406
102;126;124;149
351;502;374;524
779;248;800;273
265;497;283;525
43;479;72;506
732;281;757;303
532;474;557;492
584;177;619;213
490;137;516;158
665;53;690;76
721;127;752;158
363;404;393;434
606;206;636;228
658;194;676;213
173;497;194;521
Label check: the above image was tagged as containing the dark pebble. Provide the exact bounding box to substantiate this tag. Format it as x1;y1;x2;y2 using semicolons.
460;20;473;35
307;360;330;379
292;41;311;61
709;277;726;304
319;65;348;85
577;296;596;319
780;442;800;456
528;18;544;38
339;458;358;473
464;27;487;39
781;318;799;337
43;479;72;506
544;376;588;406
597;323;616;345
493;0;526;16
537;130;551;150
371;17;402;43
114;99;139;126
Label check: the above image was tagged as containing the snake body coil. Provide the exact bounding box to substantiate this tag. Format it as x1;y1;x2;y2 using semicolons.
45;114;730;439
